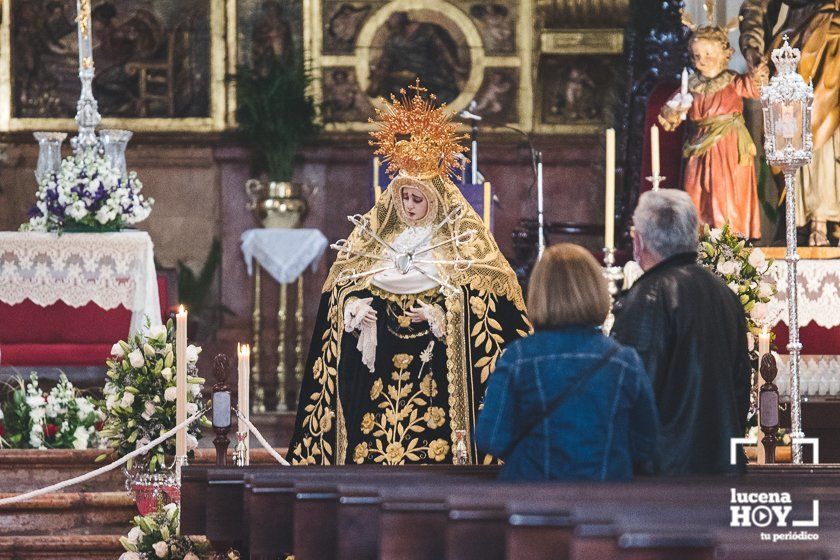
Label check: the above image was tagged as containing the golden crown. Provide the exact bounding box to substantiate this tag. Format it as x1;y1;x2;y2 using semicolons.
369;80;469;180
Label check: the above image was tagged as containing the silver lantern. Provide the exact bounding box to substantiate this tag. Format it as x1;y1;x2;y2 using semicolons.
760;36;814;464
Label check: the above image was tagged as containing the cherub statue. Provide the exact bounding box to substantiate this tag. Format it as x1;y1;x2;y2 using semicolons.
659;3;769;240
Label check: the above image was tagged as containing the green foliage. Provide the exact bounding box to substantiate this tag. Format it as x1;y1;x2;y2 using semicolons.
233;54;321;181
756;157;778;224
119;504;212;559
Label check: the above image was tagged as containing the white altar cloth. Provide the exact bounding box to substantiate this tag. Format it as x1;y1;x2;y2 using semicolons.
766;259;840;329
241;228;328;283
0;231;161;334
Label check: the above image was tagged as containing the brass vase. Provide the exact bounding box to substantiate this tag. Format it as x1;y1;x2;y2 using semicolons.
245;180;309;229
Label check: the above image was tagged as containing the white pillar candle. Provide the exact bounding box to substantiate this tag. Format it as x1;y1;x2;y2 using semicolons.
238;343;251;466
650;124;660;178
681;68;689;96
176;305;188;458
604;128;616;250
758;326;771;360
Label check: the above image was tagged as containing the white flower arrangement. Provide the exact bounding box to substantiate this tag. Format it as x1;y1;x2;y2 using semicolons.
0;373;105;450
22;147;153;233
98;320;208;473
698;224;777;359
119;504;212;560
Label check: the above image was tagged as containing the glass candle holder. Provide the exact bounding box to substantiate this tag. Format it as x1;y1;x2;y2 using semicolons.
99;129;133;177
33;132;67;184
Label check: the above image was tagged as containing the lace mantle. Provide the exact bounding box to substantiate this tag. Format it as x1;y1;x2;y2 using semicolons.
0;231;161;333
766;260;840;328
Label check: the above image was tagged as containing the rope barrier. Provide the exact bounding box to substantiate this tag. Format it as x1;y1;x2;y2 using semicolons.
0;409;207;506
235;408;291;466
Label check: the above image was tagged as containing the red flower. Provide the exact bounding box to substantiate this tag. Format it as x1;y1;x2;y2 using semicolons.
94;421;104;431
44;424;59;439
0;423;5;438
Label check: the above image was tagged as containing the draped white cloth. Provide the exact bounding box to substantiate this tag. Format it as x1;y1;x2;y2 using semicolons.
766;260;840;328
0;231;160;334
240;228;328;284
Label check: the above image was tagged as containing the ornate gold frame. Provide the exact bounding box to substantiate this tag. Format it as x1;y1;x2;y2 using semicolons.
0;0;233;132
305;0;535;133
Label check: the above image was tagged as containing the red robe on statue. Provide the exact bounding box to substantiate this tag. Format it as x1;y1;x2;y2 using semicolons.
661;70;762;240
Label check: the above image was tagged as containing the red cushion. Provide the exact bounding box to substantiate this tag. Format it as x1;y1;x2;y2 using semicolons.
1;343;114;366
772;322;840;355
0;300;131;344
156;275;169;321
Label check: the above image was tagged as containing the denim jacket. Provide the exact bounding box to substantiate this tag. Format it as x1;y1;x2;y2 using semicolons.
475;327;659;481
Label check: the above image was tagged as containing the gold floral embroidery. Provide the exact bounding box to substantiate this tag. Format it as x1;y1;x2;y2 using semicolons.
355;344;450;465
470;290;506;383
292;292;341;465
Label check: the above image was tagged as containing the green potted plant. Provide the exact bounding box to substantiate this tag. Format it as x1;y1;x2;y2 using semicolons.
234;53;321;228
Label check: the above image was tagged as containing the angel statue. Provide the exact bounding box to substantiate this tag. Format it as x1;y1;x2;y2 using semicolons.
287;81;531;466
659;0;769;240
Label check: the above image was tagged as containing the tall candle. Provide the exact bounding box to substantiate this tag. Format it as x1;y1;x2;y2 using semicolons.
758;326;770;360
650;124;660;178
681;68;688;96
238;344;251;466
604;128;616;250
176;305;188;458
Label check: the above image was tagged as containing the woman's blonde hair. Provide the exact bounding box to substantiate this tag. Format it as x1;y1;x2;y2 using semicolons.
527;243;610;329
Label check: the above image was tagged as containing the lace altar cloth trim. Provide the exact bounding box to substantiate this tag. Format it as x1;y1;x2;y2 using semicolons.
0;231;161;333
766;260;840;329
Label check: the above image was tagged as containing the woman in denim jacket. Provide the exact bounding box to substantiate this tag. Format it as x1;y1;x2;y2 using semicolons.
476;244;659;481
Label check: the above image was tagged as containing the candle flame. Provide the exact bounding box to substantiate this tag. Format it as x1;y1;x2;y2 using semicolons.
178;304;186;315
243;344;251;356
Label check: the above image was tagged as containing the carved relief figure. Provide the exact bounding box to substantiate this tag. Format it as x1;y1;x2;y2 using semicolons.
552;67;599;121
473;70;515;119
11;0;211;119
326;3;371;52
740;0;840;245
324;68;370;121
366;12;469;104
251;0;293;75
469;3;514;53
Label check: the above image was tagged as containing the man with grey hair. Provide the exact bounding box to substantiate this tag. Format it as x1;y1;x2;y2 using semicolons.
612;190;751;475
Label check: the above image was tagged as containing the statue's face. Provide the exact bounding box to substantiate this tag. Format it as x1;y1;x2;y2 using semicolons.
691;38;730;78
401;186;429;224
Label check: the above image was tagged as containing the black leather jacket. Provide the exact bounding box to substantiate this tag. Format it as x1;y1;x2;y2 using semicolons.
612;252;751;475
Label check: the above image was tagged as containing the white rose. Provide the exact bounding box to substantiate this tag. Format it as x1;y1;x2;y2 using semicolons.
709;228;723;242
119;553;142;560
751;302;768;321
727;282;739;294
105;393;118;411
716;260;739;276
128;349;145;368
186;344;201;364
161;367;173;382
163;502;178;519
758;282;774;299
186;433;198;451
111;343;125;358
121;392;135;407
141;401;156;421
186;402;198;415
748;248;766;270
152;540;168;558
164;386;177;402
126;526;143;545
184;553;199;560
72;426;90;450
190;383;202;397
147;324;167;342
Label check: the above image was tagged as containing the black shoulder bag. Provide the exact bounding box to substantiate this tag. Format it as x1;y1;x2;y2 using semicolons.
498;346;620;459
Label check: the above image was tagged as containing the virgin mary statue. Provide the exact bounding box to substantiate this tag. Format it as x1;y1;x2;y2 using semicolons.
287;82;531;465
